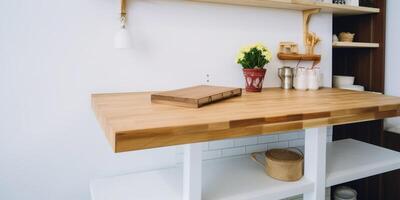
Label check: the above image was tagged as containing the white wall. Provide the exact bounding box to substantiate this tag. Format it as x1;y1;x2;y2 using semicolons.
0;0;331;199
385;0;400;129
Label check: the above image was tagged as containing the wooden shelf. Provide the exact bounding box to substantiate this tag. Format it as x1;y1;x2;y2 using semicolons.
326;139;400;187
189;0;380;16
91;156;314;200
90;139;400;200
202;157;313;199
333;42;380;48
90;168;181;200
277;53;321;61
92;88;400;152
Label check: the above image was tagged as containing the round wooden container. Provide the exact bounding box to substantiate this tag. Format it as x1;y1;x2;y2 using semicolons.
339;32;355;42
251;148;303;182
266;149;303;181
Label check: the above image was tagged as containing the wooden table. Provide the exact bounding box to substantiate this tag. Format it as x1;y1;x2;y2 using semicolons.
91;88;400;200
92;88;400;152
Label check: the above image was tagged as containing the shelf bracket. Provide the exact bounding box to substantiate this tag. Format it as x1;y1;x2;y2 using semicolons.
303;9;321;59
303;9;320;45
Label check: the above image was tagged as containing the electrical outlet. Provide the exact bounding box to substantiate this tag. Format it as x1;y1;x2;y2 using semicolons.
205;74;210;84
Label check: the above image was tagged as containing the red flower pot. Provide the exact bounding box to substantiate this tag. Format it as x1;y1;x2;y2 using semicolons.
243;68;266;92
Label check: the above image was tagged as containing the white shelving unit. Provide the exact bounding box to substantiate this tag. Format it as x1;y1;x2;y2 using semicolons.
91;156;314;200
202;157;313;200
91;0;391;198
326;139;400;187
333;42;380;48
90;168;182;200
91;139;400;200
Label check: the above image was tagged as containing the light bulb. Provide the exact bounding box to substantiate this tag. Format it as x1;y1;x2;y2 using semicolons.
114;27;132;49
114;16;132;49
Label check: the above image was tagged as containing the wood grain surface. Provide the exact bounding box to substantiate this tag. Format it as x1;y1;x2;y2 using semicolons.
189;0;380;16
277;53;321;61
332;42;380;48
151;85;242;108
91;88;400;153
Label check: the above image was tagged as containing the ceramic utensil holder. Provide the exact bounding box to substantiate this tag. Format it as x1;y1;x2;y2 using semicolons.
294;68;320;90
294;68;308;90
307;68;320;90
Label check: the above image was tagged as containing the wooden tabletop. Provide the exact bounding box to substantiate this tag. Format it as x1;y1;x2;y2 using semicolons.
92;88;400;153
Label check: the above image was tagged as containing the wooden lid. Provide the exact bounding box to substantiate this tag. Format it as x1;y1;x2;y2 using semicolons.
266;149;303;163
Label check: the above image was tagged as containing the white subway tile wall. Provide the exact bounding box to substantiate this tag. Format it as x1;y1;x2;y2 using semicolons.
289;139;305;148
177;127;333;162
245;144;268;154
268;141;289;150
203;150;221;160
202;142;209;151
209;139;234;150
258;134;279;143
222;147;246;157
278;132;299;141
234;137;258;147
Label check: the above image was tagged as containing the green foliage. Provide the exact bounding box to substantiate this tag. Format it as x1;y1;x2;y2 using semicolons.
239;48;268;69
236;43;272;69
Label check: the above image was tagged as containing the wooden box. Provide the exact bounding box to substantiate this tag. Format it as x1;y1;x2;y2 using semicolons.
151;85;242;108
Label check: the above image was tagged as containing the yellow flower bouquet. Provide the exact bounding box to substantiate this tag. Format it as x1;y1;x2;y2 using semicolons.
236;43;272;69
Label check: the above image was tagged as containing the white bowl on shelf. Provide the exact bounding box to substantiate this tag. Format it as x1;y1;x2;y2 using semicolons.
334;186;357;200
333;75;355;87
338;85;365;91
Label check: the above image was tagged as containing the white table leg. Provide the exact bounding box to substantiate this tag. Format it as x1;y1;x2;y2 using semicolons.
304;127;327;200
183;143;202;200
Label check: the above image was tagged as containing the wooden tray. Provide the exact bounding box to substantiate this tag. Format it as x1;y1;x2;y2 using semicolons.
151;85;242;108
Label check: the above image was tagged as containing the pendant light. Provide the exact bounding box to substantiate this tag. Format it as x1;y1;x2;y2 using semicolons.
114;0;132;49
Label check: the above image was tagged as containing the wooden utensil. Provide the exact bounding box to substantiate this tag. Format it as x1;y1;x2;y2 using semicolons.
151;85;242;108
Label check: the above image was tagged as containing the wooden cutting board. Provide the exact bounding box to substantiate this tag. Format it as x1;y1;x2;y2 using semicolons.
151;85;242;108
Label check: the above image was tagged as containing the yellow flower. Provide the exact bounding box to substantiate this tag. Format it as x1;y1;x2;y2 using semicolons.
236;42;272;65
240;45;252;53
254;43;266;51
236;52;245;63
262;49;272;61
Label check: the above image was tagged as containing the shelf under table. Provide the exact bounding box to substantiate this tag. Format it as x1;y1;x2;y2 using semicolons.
326;139;400;187
90;168;181;200
91;139;400;200
202;157;313;200
91;156;313;200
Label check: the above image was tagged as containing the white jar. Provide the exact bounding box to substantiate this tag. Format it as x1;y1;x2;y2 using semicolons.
294;68;308;90
334;186;357;200
307;68;320;90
